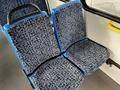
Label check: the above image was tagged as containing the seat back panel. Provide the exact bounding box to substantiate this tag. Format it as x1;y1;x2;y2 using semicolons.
5;12;59;74
0;0;20;25
52;1;86;51
0;0;48;25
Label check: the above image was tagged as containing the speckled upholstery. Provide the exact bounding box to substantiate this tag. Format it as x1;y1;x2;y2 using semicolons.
11;7;39;24
52;1;86;51
30;55;84;90
5;11;85;90
0;0;48;25
8;12;60;74
52;1;109;75
20;0;48;12
0;0;21;25
65;39;109;75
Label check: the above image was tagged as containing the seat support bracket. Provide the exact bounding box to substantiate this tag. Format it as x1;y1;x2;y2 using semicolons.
106;59;120;69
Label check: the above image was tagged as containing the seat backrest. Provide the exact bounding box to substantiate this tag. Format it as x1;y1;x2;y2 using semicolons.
52;1;86;51
20;0;48;12
3;5;59;74
0;0;20;25
0;0;48;26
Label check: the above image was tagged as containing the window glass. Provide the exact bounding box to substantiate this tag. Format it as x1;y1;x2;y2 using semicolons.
86;0;120;17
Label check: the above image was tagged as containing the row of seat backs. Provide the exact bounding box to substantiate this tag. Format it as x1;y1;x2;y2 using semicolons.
2;1;110;90
3;1;84;75
0;0;48;26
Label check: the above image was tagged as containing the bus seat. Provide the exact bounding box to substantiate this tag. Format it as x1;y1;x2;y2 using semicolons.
52;1;110;75
29;55;84;90
52;1;86;51
0;0;48;26
3;4;84;90
0;0;21;26
3;4;60;74
20;0;48;12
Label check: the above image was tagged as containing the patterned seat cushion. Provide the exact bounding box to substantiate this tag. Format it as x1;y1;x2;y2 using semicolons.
7;12;60;74
64;39;109;75
0;0;48;25
29;55;84;90
52;1;86;51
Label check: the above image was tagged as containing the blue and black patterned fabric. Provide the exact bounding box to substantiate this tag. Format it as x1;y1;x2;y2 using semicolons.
52;1;86;51
52;1;109;75
29;55;84;90
0;0;21;25
3;10;84;90
20;0;48;12
6;12;60;74
0;0;48;26
65;39;109;75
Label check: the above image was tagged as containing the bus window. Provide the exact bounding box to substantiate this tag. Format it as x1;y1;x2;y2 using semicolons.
81;0;120;23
